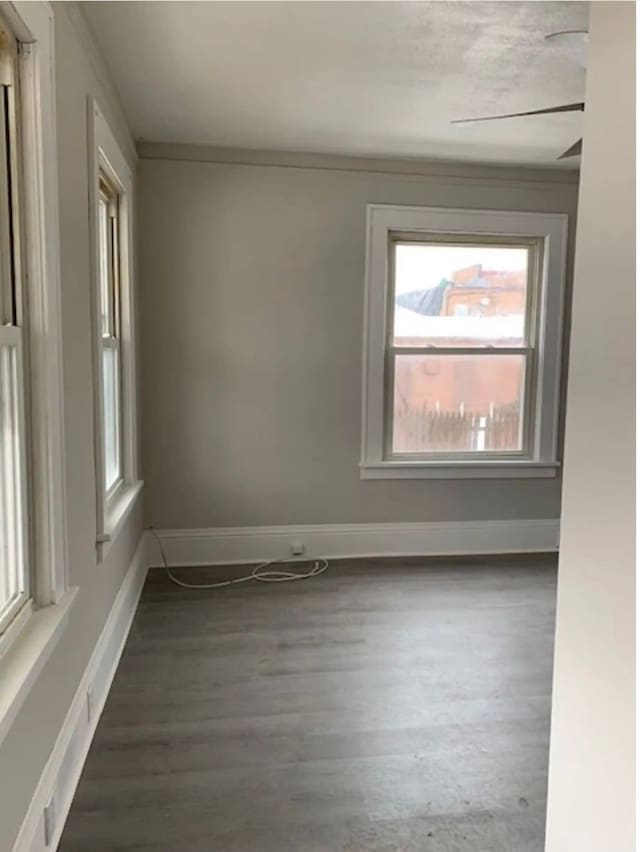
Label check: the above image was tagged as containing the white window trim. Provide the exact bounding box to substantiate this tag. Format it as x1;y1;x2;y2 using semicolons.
0;0;76;745
361;204;568;479
88;98;141;561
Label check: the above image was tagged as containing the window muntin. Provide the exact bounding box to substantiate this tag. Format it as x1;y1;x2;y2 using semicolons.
385;235;541;459
97;172;122;495
0;31;29;634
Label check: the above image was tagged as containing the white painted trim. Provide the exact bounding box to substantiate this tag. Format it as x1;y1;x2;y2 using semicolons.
137;141;580;186
88;97;139;563
0;0;69;607
361;204;568;478
0;0;74;750
360;461;560;479
11;536;147;852
0;588;77;747
99;479;143;564
146;519;560;568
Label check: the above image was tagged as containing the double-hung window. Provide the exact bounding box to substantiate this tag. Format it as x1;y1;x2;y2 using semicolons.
98;174;122;495
0;28;28;634
0;1;71;743
90;100;140;558
361;205;568;478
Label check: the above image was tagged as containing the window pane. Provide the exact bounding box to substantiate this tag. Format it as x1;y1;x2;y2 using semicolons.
0;341;26;629
393;243;529;347
0;90;13;326
392;354;525;454
103;345;121;491
98;196;110;336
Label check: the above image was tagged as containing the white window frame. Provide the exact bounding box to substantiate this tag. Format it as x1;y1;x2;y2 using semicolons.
0;24;30;638
0;1;75;745
88;98;141;561
98;172;124;496
361;204;568;479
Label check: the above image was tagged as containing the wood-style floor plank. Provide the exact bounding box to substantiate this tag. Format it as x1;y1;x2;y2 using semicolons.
59;556;556;851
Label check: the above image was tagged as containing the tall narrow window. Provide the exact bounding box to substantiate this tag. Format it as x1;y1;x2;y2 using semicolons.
0;1;71;739
90;100;140;559
98;174;122;494
361;205;568;479
0;29;29;634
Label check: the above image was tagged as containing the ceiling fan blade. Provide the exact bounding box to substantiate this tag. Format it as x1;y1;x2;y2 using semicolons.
545;30;589;68
558;138;583;159
452;102;584;126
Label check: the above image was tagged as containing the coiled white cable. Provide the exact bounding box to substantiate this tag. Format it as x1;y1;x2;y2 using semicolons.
149;527;328;590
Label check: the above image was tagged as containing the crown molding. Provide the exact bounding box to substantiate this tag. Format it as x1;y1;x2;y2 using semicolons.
137;141;580;188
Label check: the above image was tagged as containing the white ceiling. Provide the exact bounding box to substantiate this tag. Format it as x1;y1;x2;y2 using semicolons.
83;1;589;168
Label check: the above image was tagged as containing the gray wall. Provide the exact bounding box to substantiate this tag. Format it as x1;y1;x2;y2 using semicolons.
545;3;635;849
139;149;578;530
0;6;143;849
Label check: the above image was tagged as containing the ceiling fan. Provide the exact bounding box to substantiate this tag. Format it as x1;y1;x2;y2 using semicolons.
451;30;588;160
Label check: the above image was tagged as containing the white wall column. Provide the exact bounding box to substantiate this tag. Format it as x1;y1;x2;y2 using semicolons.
545;3;635;850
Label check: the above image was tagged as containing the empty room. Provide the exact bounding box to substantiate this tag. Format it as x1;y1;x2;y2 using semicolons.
0;1;634;851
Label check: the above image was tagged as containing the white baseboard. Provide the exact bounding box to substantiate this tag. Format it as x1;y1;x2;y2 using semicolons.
146;519;560;568
13;535;148;852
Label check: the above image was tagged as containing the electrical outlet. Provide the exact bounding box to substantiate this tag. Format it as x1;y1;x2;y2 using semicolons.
44;794;56;846
290;542;305;557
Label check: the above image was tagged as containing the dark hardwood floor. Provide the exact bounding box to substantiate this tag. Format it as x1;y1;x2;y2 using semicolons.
59;556;557;851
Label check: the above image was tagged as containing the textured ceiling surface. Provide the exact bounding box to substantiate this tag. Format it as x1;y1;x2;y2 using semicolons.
83;1;589;167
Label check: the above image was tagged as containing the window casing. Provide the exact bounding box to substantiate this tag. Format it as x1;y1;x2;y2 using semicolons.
361;205;568;479
0;26;29;636
89;100;140;559
0;0;73;744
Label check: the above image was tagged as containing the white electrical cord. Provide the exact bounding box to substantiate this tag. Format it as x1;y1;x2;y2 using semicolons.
149;527;328;590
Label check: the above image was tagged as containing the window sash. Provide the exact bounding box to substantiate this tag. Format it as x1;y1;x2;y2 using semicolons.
384;347;532;461
387;234;541;351
97;168;124;501
98;195;110;337
0;31;30;634
4;77;22;326
101;335;122;495
383;234;541;461
0;86;13;327
98;176;120;340
0;325;29;634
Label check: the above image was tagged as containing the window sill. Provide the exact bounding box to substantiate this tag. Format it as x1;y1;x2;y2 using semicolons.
359;461;561;480
99;479;143;562
0;587;78;745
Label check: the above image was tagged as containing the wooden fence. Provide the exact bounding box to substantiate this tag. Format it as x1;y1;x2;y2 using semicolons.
394;407;521;453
